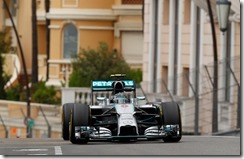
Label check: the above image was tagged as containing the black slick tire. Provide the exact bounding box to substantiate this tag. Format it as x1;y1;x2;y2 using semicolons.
161;102;182;142
69;104;90;144
62;103;74;140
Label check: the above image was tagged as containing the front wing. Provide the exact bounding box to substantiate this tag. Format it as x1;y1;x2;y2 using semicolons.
74;125;180;141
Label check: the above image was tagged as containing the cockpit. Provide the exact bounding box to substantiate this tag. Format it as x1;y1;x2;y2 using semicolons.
112;93;129;104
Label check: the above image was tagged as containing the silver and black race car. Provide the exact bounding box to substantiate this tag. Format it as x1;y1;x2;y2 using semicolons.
62;74;182;144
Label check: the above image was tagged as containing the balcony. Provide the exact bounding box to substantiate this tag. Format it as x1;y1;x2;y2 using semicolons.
45;59;72;87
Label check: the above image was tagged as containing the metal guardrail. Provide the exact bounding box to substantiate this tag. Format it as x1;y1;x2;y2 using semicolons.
0;114;8;138
39;106;52;138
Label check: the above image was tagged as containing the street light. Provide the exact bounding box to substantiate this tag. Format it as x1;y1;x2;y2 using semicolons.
3;0;32;138
216;0;232;32
217;0;240;129
206;0;231;133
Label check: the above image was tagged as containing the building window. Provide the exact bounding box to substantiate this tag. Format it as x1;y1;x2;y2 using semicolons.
62;0;78;7
161;66;168;93
182;67;189;96
63;23;78;59
122;0;143;5
4;0;17;17
121;31;143;68
163;0;169;25
11;0;17;16
184;0;191;24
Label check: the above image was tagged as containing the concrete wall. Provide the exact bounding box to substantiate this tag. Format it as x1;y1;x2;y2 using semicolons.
0;100;62;138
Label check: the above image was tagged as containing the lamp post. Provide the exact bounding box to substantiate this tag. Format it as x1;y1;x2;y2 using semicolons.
45;0;50;81
215;0;232;129
217;0;238;129
206;0;218;133
206;0;231;133
3;0;32;138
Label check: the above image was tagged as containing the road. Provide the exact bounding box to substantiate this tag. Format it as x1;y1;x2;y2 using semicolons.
0;136;240;156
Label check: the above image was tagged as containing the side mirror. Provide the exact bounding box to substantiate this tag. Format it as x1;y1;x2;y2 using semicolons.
97;97;106;101
137;96;146;100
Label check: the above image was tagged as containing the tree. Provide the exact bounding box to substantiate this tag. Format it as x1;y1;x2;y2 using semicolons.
0;29;11;99
69;42;142;87
31;82;60;104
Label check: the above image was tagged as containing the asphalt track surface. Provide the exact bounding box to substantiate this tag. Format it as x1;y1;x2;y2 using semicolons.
0;136;240;156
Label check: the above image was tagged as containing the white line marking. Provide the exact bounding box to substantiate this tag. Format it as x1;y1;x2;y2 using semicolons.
13;149;48;152
54;146;63;155
184;135;240;139
27;154;48;155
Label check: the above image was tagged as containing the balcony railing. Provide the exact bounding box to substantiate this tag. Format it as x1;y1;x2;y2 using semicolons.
46;59;72;87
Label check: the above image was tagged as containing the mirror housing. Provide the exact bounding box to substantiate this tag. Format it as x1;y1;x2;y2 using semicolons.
97;97;106;101
137;96;146;100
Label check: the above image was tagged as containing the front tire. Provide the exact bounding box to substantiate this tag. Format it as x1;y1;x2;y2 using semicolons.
69;104;90;144
62;103;73;140
161;102;182;142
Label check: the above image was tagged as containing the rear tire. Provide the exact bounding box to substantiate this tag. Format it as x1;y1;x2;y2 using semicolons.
62;103;73;140
161;102;182;142
69;104;90;144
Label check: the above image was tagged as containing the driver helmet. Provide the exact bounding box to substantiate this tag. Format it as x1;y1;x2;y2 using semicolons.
113;92;129;104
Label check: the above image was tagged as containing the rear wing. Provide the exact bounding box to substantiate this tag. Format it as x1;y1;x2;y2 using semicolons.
91;80;135;91
91;79;136;105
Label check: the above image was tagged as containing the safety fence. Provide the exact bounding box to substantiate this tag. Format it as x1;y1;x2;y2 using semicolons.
140;56;240;135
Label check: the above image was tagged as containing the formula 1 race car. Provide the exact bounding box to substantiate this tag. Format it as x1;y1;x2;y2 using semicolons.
62;74;182;144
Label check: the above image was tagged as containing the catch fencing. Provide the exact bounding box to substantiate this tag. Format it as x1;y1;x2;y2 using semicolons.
140;56;240;135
